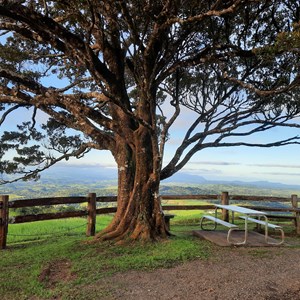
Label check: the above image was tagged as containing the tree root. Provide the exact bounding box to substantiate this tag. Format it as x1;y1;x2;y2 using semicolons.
93;220;169;243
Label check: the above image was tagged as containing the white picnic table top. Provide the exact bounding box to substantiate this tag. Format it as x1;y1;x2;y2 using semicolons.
215;204;267;215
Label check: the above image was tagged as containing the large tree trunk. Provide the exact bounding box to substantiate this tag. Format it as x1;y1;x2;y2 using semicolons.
95;128;169;242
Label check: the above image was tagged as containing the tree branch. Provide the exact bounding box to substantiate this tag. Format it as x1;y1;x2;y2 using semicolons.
0;142;96;184
0;1;115;85
0;104;23;125
161;135;300;180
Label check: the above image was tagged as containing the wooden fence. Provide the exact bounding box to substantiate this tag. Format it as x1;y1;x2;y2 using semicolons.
1;192;300;249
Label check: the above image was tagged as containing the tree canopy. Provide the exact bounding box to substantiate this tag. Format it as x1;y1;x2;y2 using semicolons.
1;0;300;241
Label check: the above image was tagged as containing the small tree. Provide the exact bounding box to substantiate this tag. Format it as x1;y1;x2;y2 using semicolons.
0;0;300;242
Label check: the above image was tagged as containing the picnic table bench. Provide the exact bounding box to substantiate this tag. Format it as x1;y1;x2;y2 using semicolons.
200;215;239;244
200;205;285;245
239;216;284;245
163;213;175;231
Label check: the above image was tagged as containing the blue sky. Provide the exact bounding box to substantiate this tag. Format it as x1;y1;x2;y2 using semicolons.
1;94;300;185
64;145;300;185
51;107;300;185
1;33;300;186
1;8;300;187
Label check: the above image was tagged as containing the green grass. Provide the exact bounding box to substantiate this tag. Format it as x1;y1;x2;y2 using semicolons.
0;215;211;300
2;210;298;300
162;199;215;226
7;215;113;244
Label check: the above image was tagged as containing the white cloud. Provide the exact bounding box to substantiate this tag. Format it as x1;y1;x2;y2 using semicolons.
190;161;241;166
249;163;300;169
183;167;223;175
256;171;300;177
56;161;116;169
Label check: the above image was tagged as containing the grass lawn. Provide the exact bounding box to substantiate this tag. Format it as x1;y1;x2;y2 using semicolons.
1;208;298;300
0;215;211;300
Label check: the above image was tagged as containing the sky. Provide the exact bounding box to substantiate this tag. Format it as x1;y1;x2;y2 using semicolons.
1;90;300;185
1;44;300;186
63;144;300;185
2;95;300;186
162;108;300;185
47;106;300;186
1;32;300;185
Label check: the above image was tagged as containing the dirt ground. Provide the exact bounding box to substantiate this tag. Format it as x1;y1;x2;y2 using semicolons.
39;236;300;300
101;244;300;300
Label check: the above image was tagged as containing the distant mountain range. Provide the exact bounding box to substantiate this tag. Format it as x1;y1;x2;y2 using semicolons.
163;172;300;190
41;165;118;183
2;165;300;199
40;165;300;190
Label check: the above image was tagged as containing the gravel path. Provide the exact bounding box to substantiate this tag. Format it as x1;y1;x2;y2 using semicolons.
102;245;300;300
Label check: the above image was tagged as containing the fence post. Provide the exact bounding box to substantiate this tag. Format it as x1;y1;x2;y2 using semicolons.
291;194;300;235
221;191;229;222
86;193;96;236
0;195;9;249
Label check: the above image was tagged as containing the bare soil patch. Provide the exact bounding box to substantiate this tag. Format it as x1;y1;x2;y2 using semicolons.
39;259;76;289
101;245;300;300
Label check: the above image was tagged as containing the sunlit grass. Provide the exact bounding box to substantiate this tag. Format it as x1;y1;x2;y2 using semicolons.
1;209;298;300
1;215;211;300
7;215;113;244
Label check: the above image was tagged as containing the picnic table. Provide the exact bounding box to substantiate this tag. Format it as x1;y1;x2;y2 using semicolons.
200;204;284;245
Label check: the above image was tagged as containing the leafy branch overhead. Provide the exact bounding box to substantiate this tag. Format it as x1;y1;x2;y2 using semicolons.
0;0;299;182
0;0;300;241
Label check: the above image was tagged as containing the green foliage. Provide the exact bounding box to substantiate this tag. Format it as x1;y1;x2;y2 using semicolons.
0;122;45;180
272;22;300;52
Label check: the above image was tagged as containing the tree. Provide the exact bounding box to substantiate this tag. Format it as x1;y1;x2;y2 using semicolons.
0;0;300;242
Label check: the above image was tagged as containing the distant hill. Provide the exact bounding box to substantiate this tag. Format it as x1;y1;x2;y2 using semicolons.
163;173;208;184
44;166;300;190
4;164;300;189
163;171;300;190
2;165;300;199
13;165;300;189
41;166;118;184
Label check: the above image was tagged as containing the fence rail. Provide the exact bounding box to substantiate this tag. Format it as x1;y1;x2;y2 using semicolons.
1;192;300;249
